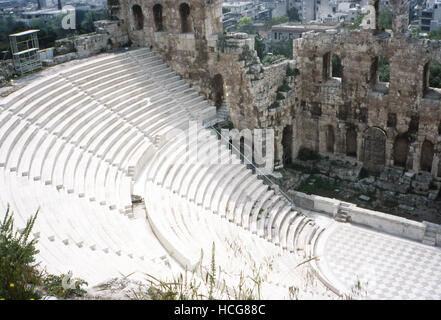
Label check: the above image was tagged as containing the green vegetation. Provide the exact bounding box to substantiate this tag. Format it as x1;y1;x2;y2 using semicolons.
287;8;300;22
0;208;41;300
346;12;366;30
346;9;392;31
378;56;390;83
268;101;280;110
276;92;285;100
268;39;293;59
286;67;300;77
428;28;441;40
0;207;87;300
237;17;253;33
267;15;289;28
222;7;231;14
0;10;108;51
135;243;265;300
262;54;286;66
277;80;292;92
429;61;441;89
254;33;266;60
43;273;88;299
331;54;342;78
297;148;321;162
379;9;393;30
297;176;341;198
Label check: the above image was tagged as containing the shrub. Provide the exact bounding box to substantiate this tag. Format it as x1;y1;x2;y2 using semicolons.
43;273;88;299
0;207;88;300
276;92;285;100
262;55;286;66
268;101;280;110
277;80;292;92
297;148;320;161
286;67;300;77
0;207;42;300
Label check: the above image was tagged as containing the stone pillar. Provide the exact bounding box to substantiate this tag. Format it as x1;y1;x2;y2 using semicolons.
336;123;346;156
357;134;364;162
432;155;439;178
411;140;422;172
385;135;394;167
318;118;328;154
292;118;301;159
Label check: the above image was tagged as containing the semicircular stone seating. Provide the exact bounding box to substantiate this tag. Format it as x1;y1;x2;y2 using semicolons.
0;48;334;298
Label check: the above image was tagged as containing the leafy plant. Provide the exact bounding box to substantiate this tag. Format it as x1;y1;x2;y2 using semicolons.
286;67;300;77
42;273;88;299
0;207;41;300
262;54;286;66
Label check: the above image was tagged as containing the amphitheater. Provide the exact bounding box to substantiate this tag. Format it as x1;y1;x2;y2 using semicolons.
1;1;441;300
1;46;440;300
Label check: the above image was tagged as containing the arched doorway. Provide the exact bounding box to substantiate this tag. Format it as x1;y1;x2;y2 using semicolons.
326;125;335;153
132;5;144;30
179;3;191;33
420;140;434;172
153;4;164;31
393;135;409;168
212;74;225;111
363;127;386;173
346;127;357;158
282;125;293;166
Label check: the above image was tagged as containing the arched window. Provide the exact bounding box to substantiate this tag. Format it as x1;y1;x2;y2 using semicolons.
393;135;409;168
132;5;144;30
371;56;390;93
346;127;357;158
212;74;225;111
179;3;191;33
282;125;293;165
424;61;441;98
153;4;164;31
363;127;386;173
331;53;342;79
420;140;434;172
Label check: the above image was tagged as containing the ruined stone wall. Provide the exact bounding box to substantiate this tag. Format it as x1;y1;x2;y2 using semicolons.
292;27;441;178
112;0;223;95
113;0;441;177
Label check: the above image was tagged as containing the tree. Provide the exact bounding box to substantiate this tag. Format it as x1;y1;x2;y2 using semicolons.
429;61;441;88
346;12;365;30
237;17;253;32
428;28;441;40
287;8;300;22
254;33;265;61
332;54;342;78
378;57;390;83
269;15;289;28
268;40;292;59
379;10;393;30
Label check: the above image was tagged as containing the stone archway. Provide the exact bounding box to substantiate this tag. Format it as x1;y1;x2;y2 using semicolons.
326;125;335;153
393;135;409;168
282;125;293;166
179;3;191;33
363;127;386;173
153;4;164;31
132;5;144;30
420;140;434;172
346;127;357;158
212;74;225;111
